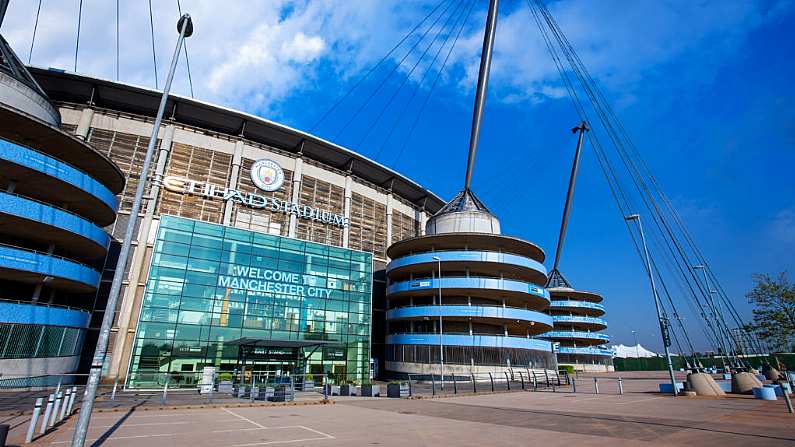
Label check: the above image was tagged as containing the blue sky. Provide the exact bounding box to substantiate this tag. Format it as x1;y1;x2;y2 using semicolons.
3;0;794;352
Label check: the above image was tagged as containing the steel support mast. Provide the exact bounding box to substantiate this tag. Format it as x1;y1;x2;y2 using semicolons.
550;122;589;276
626;214;678;396
71;14;193;447
463;0;499;191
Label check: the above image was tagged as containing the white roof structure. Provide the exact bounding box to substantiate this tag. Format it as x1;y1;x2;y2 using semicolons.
611;344;659;358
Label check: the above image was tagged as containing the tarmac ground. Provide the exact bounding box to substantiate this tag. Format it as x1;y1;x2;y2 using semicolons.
5;374;794;447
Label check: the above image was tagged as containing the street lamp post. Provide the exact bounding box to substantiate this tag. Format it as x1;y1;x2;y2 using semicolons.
625;214;678;396
433;256;444;389
70;14;194;447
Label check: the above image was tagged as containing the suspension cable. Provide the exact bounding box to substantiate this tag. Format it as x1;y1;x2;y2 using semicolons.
332;0;457;143
148;0;158;88
530;0;748;362
356;0;468;152
28;0;42;63
374;0;475;162
391;1;475;168
528;0;723;359
310;0;450;132
74;0;83;72
176;0;194;98
116;0;119;80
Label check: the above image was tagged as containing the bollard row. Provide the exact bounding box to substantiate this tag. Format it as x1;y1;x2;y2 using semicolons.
27;386;80;443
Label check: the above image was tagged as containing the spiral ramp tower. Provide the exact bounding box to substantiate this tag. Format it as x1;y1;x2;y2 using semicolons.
384;190;557;377
0;28;124;386
544;276;613;372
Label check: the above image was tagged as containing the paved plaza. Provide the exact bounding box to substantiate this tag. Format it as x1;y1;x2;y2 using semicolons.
6;376;792;447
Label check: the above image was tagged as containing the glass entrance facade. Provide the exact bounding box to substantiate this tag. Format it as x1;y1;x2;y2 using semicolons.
127;215;372;388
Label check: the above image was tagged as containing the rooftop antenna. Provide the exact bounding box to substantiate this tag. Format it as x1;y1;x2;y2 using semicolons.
463;0;498;192
547;121;589;288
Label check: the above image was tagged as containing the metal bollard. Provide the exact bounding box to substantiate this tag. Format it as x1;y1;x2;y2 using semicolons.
780;381;794;414
58;388;71;422
66;387;77;415
531;371;537;391
572;378;577;393
49;392;63;427
520;372;525;390
40;394;54;434
618;377;624;395
431;374;436;396
471;374;477;393
408;376;414;397
26;398;43;443
452;374;457;394
111;379;119;401
161;378;169;405
323;377;328;401
593;377;599;394
208;377;214;404
251;375;257;402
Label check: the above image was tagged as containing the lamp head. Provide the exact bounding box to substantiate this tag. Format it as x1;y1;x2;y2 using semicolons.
625;214;640;221
177;14;194;37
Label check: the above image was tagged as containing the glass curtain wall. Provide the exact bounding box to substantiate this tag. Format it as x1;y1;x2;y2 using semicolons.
127;215;372;388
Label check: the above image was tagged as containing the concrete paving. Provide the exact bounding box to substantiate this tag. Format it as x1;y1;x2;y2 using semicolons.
16;380;793;447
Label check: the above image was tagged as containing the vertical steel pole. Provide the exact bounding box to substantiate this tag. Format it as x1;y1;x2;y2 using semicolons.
550;122;589;273
435;257;444;389
463;0;499;191
71;14;193;447
629;215;678;396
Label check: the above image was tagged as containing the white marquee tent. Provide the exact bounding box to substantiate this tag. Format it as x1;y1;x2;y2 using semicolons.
610;344;660;358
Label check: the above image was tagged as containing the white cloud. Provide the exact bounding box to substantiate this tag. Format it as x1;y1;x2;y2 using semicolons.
1;0;789;114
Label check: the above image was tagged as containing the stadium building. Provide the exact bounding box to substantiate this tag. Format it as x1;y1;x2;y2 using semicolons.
22;67;446;387
0;36;124;386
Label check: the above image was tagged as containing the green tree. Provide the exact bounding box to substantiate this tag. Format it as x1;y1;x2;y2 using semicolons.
745;272;795;352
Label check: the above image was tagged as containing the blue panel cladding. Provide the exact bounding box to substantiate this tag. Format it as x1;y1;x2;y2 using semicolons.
0;301;90;328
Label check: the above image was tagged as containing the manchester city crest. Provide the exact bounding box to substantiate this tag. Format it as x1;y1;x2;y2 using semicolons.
250;159;285;192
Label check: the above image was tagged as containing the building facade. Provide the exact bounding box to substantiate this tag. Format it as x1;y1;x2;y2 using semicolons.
29;67;445;384
128;215;372;387
544;287;613;372
0;37;124;386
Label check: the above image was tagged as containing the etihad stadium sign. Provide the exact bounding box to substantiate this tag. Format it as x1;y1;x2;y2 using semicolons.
162;159;348;228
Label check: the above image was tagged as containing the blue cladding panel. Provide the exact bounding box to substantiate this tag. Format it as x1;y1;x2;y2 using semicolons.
557;346;613;356
388;276;549;301
387;305;553;326
544;331;610;342
386;333;553;351
0;301;90;328
0;139;118;212
552;315;607;326
549;300;605;312
387;250;547;277
0;192;109;249
0;245;100;288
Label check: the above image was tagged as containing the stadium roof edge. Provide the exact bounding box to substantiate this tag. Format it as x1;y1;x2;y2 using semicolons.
28;66;446;213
